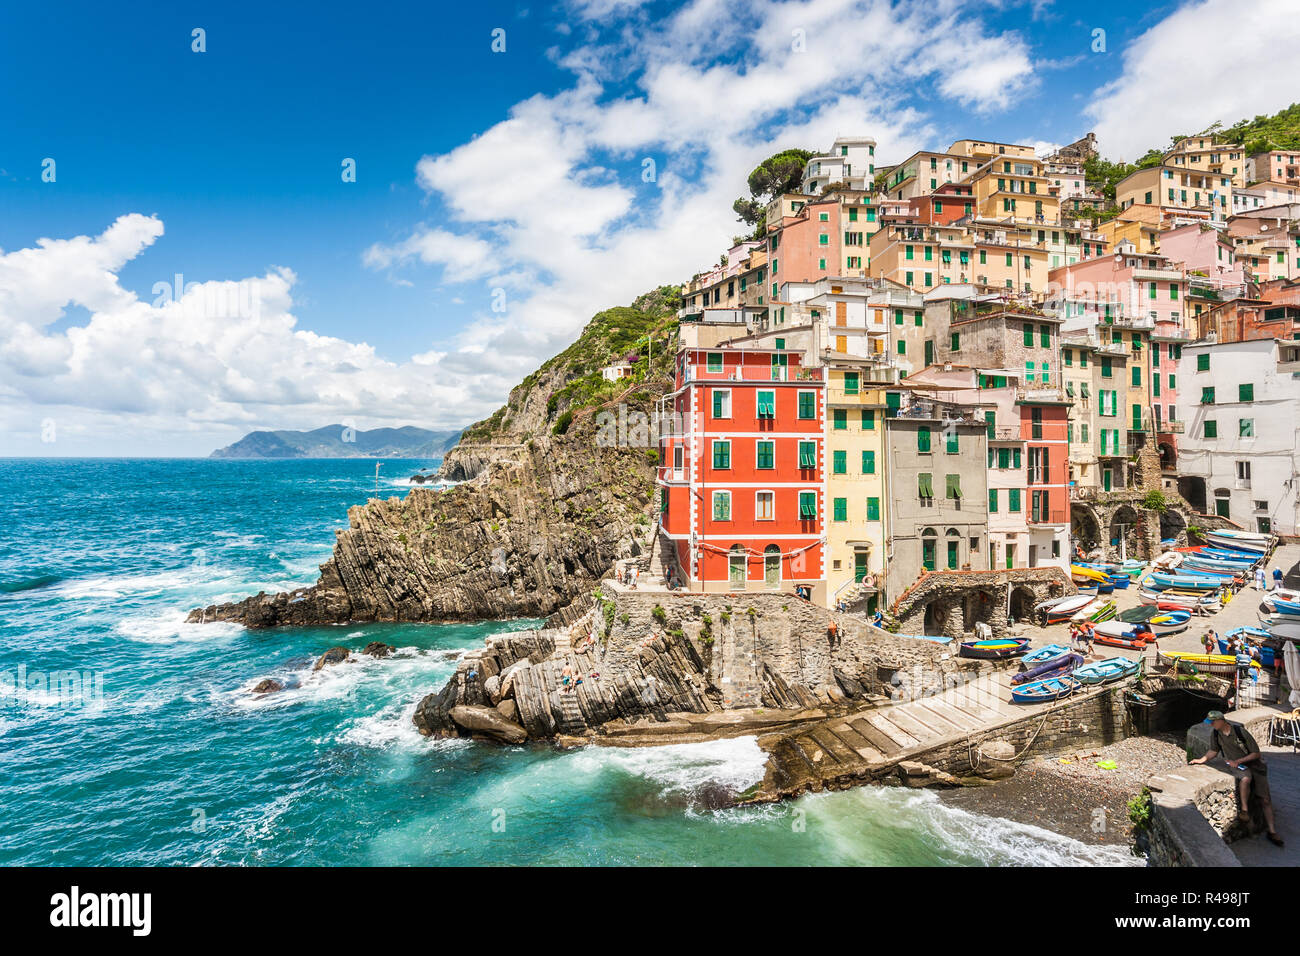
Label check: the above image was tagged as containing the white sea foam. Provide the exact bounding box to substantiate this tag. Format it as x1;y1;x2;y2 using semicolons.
114;611;244;644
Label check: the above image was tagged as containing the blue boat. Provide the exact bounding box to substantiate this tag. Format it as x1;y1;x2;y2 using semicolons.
1193;547;1261;563
959;638;1029;660
1271;597;1300;618
1022;643;1071;666
1011;675;1082;704
1148;572;1224;591
1013;652;1084;685
1073;657;1141;685
1218;627;1278;667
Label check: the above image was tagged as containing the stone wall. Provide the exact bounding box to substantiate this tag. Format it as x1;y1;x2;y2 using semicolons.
889;566;1073;637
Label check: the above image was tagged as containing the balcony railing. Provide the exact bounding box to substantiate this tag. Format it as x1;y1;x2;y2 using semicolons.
685;365;824;383
1029;508;1069;524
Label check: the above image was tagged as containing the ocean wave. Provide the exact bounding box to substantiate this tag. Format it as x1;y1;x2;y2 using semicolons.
113;612;245;644
0;574;64;594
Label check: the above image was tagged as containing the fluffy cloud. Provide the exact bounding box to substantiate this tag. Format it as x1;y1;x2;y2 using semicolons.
0;216;515;455
1086;0;1300;160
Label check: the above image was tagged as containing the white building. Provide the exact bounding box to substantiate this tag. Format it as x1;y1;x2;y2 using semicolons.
1176;337;1300;536
802;136;877;195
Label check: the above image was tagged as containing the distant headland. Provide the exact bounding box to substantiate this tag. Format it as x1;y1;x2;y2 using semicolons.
209;425;463;459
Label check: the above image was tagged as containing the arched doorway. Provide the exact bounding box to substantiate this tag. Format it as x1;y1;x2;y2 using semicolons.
763;544;781;589
923;599;950;635
728;545;747;590
1109;504;1139;559
945;528;961;570
1158;441;1176;472
1159;508;1186;544
1213;488;1231;520
1010;585;1037;622
1071;503;1102;552
921;528;937;572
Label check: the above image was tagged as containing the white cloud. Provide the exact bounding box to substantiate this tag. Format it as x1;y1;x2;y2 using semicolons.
1086;0;1300;161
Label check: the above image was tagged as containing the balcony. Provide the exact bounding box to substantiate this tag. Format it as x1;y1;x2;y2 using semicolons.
987;426;1021;441
1016;386;1066;402
686;364;824;383
1029;509;1069;525
1159;420;1185;434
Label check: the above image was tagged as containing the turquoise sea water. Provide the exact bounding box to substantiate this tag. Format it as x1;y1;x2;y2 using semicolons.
0;458;1134;866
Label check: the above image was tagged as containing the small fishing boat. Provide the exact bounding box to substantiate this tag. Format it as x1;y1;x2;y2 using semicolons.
1263;588;1300;611
1261;618;1300;641
1156;650;1260;677
1011;675;1082;704
1147;572;1225;591
1138;587;1220;610
958;638;1029;660
1013;652;1082;685
1073;657;1141;685
1118;605;1161;624
1071;564;1110;584
1146;609;1191;635
1217;627;1279;667
1269;597;1300;618
1068;598;1103;623
1091;620;1156;647
1205;529;1271;554
1021;643;1072;667
1181;556;1251;575
1045;594;1094;623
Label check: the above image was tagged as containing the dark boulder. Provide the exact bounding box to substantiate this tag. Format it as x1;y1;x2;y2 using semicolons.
252;678;283;694
449;705;529;745
313;646;352;671
363;641;395;658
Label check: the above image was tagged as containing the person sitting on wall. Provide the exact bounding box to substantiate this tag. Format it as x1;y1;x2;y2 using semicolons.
1190;711;1283;847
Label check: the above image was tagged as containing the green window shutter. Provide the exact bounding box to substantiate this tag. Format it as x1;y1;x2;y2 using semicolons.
1025;361;1035;383
1009;488;1021;512
861;408;874;430
798;441;815;468
712;442;730;469
1169;374;1176;389
984;411;995;439
713;493;730;521
1023;324;1033;347
1239;419;1253;437
998;447;1010;469
1202;386;1215;404
833;450;847;474
756;441;774;469
1204;420;1217;438
867;497;880;521
897;340;906;355
774;337;785;349
799;492;817;519
798;392;816;419
844;372;859;394
917;426;931;452
951;332;960;351
707;353;723;372
1239;383;1254;402
713;390;725;417
886;392;901;416
833;498;847;522
756;390;775;417
1131;366;1141;387
918;473;933;498
862;450;875;474
989;489;998;512
946;474;961;499
1039;325;1049;348
1197;353;1210;371
946;431;959;454
1013;448;1022;469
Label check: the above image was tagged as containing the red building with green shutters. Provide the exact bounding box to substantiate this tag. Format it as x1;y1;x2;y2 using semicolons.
657;346;826;600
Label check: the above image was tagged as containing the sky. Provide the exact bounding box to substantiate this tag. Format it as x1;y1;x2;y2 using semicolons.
2;0;1298;456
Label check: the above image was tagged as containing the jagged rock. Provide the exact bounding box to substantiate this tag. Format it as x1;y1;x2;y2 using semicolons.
833;668;865;699
252;678;283;694
313;647;351;671
484;674;503;704
449;705;529;745
496;699;520;724
362;641;395;658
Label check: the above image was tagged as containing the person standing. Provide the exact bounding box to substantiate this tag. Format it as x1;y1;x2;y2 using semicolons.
1255;567;1266;592
1273;567;1284;591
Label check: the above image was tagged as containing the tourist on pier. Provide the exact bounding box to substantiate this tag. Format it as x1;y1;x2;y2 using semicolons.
1191;711;1283;847
1255;567;1267;591
1202;630;1218;655
1273;567;1284;591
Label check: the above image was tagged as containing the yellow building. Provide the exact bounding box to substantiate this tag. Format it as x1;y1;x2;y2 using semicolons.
824;362;888;613
967;154;1061;225
1164;135;1248;189
1115;165;1233;221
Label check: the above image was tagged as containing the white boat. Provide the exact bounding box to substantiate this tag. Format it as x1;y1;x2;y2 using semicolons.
1044;594;1094;622
1264;588;1300;612
1261;618;1300;641
1069;598;1104;623
1205;529;1271;554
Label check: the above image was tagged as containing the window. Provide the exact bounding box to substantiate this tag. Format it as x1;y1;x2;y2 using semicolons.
861;409;874;430
945;474;961;500
1203;419;1217;438
712;441;731;469
833;409;847;430
712;491;731;521
951;332;960;351
917;426;931;452
844;372;860;394
1237;461;1252;483
1197;353;1210;371
922;531;936;571
833;450;847;474
1023;324;1034;347
798;491;817;519
1009;488;1022;512
918;472;934;501
862;450;876;474
946;431;959;454
1239;419;1254;438
756;440;775;470
867;497;880;521
798;440;816;469
712;389;731;418
1039;325;1050;348
1101;357;1112;378
797;391;816;419
997;447;1010;469
989;489;999;512
756;491;774;520
707;352;723;373
1239;383;1254;402
1201;386;1215;404
833;498;847;522
1131;366;1141;387
756;390;775;418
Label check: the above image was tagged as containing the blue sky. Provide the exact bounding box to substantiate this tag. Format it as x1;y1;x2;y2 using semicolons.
1;0;1294;455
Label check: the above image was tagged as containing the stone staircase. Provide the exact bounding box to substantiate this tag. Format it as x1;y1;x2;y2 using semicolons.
643;519;680;586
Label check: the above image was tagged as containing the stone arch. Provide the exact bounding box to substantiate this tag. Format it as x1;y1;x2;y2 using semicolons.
1071;502;1103;551
1109;504;1140;555
1158;440;1176;472
1009;585;1038;622
1158;508;1187;544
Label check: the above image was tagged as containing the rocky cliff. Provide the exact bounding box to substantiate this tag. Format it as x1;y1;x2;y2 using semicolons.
188;292;681;627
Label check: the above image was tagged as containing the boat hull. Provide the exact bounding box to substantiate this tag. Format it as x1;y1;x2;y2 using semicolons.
1011;676;1082;704
958;639;1029;660
1074;657;1141;685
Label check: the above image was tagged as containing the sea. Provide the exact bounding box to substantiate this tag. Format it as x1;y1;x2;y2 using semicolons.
0;458;1135;866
